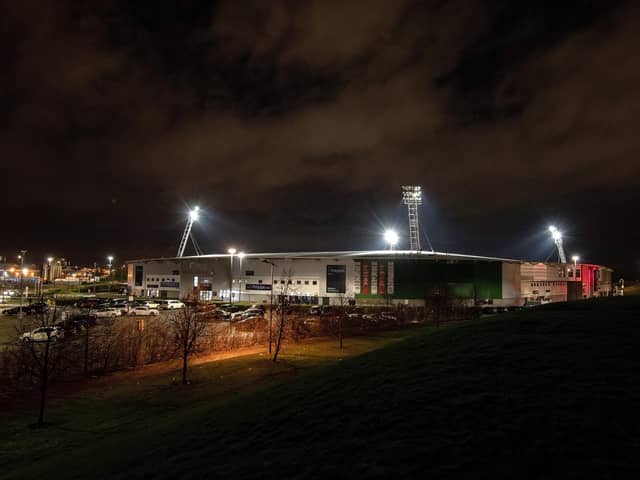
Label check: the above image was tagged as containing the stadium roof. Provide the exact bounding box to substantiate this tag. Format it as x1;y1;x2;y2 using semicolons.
127;250;524;263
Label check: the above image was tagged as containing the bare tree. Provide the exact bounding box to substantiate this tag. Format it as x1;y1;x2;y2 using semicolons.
19;308;65;427
169;303;208;384
273;269;293;362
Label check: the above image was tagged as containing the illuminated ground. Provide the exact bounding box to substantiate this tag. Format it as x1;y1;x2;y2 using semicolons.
1;297;639;479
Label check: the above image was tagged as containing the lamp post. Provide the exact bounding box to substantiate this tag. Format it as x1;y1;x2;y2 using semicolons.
18;251;26;316
384;229;399;251
47;257;53;283
262;259;276;354
107;255;114;285
227;248;236;304
238;252;246;302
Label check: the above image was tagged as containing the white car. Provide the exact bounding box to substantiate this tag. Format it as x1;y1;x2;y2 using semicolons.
159;300;185;310
130;306;159;316
232;309;264;322
143;300;160;309
95;308;122;318
22;326;63;343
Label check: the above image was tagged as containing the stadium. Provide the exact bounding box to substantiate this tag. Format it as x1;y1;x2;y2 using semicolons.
126;188;613;307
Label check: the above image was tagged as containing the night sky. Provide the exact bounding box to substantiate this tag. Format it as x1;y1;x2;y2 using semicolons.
2;1;639;276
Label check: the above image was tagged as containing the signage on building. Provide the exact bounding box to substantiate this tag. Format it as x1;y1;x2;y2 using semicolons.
246;283;272;291
326;265;346;293
387;261;394;294
371;261;378;295
357;260;394;297
160;281;180;288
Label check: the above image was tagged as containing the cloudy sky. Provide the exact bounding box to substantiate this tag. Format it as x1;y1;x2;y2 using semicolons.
2;0;639;275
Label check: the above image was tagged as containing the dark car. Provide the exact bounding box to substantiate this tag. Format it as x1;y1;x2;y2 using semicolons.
28;303;50;314
76;298;102;309
56;314;97;334
2;306;30;316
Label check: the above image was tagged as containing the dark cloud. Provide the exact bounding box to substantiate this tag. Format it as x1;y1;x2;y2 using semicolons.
1;0;639;275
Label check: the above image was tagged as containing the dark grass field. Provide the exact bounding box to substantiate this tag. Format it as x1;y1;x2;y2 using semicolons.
1;296;639;479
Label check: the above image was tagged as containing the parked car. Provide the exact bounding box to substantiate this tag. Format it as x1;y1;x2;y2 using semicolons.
2;306;30;316
94;308;122;318
158;300;185;310
143;300;160;309
76;298;101;309
347;308;365;319
129;306;159;316
111;301;131;314
232;308;264;322
21;326;63;343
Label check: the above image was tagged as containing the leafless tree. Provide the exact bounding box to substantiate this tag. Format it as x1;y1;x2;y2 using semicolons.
169;303;208;384
19;308;65;427
273;268;293;362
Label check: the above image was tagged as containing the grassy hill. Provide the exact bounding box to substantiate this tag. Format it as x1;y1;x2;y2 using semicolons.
2;296;639;479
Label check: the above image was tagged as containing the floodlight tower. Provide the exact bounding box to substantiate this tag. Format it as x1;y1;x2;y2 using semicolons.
548;226;567;263
402;186;422;251
177;206;200;257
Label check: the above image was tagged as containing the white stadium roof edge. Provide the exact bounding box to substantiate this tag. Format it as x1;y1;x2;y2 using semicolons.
127;250;527;264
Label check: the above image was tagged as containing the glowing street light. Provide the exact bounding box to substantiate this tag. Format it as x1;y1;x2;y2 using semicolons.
384;229;399;250
572;255;579;268
189;205;200;221
237;252;246;301
228;248;237;304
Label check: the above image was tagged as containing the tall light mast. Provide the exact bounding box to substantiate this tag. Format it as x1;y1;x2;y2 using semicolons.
548;226;567;263
402;186;422;251
177;206;199;257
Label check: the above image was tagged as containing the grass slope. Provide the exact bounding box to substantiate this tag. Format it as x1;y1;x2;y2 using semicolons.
3;297;640;479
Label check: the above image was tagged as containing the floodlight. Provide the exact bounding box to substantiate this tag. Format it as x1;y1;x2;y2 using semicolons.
228;247;237;255
384;229;399;249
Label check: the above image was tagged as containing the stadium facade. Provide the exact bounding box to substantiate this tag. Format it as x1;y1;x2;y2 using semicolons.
126;250;613;307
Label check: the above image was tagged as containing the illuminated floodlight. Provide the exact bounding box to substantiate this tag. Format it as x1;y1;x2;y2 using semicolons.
47;257;53;263
402;185;423;251
189;206;200;221
177;205;201;257
548;225;567;263
384;229;399;250
571;255;579;262
228;247;237;255
238;252;246;259
22;268;28;275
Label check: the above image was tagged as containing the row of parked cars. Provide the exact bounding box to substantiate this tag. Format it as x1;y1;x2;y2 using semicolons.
197;304;266;323
77;298;186;318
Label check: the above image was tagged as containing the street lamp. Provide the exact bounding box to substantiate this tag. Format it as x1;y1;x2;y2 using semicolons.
237;252;246;302
262;259;276;354
228;247;236;304
18;250;26;315
384;229;399;250
572;255;579;268
46;257;53;283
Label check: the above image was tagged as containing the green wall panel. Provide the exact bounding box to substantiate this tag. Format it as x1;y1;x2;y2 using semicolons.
389;260;502;300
